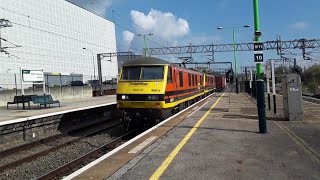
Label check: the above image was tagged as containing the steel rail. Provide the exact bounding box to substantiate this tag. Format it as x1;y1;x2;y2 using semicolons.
38;129;137;180
0;121;122;173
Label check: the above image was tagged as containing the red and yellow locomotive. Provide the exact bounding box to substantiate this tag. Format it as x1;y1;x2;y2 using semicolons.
116;57;217;129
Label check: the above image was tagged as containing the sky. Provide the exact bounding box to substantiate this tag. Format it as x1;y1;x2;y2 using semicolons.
68;0;320;72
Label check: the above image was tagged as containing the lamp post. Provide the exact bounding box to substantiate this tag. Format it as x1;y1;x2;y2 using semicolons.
82;47;96;80
8;55;20;95
136;33;154;57
217;25;250;94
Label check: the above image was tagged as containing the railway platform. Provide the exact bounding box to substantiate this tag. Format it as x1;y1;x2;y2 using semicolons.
0;95;116;150
0;95;116;125
68;92;320;180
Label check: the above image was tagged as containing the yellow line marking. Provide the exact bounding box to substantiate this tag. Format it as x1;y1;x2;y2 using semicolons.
149;93;225;180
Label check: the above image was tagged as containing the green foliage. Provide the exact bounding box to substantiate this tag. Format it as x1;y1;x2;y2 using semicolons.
307;81;317;94
275;66;289;74
300;64;320;95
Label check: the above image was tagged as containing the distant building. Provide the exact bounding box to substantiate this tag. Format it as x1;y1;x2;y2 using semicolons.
0;0;117;88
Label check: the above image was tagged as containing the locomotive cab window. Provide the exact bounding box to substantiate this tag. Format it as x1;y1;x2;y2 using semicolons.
142;66;164;80
121;67;140;80
121;66;164;80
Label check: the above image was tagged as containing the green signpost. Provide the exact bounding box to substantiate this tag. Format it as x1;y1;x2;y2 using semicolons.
253;0;267;133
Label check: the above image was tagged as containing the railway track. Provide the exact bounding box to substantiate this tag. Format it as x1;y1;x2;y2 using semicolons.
0;94;216;179
302;93;320;99
0;119;130;180
38;129;137;180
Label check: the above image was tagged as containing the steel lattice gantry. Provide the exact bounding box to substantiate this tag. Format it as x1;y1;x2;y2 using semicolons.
96;51;135;95
146;38;320;55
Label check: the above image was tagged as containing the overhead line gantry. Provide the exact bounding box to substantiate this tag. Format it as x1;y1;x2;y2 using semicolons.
146;38;320;58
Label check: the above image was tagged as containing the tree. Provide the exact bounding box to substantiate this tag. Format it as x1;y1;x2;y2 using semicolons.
301;63;320;95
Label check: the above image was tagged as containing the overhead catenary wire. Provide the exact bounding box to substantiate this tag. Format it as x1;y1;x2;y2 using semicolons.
1;7;121;52
88;0;177;48
3;1;186;56
0;7;114;47
111;9;176;47
10;21;116;50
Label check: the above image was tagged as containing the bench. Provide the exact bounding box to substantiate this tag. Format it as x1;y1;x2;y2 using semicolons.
32;95;60;109
7;95;35;109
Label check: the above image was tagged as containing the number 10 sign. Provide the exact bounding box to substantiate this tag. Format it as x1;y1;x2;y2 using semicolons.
254;42;264;63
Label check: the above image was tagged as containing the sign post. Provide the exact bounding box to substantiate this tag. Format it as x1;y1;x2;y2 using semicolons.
20;68;45;95
250;70;253;96
20;67;24;95
253;0;267;133
266;63;271;110
271;60;277;114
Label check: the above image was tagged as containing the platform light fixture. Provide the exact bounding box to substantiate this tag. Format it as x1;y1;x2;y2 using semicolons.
82;47;96;80
136;33;154;57
217;24;251;94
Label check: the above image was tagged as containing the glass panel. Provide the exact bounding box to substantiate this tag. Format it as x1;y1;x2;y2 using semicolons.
142;66;164;80
195;75;198;85
167;66;172;83
122;67;141;80
179;71;183;87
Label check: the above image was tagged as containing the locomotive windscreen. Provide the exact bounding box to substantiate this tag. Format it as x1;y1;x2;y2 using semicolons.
121;66;164;80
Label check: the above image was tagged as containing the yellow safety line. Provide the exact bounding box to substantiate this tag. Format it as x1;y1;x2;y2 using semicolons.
149;93;225;180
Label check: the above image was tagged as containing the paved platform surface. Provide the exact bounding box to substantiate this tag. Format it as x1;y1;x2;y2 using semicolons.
75;92;320;180
0;95;116;124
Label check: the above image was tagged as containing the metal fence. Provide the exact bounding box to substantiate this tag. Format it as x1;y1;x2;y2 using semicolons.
240;80;257;99
0;72;117;98
0;73;82;90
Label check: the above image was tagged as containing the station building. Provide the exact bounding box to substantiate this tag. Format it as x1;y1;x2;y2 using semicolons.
0;0;117;88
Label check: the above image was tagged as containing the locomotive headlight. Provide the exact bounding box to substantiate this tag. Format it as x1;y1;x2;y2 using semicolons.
121;95;129;100
146;95;158;101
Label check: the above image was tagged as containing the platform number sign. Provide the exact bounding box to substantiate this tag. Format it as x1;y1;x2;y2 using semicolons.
254;42;264;63
254;54;264;62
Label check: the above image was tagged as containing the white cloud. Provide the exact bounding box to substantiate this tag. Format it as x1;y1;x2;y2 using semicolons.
118;9;190;52
122;30;135;50
289;21;309;30
130;9;190;40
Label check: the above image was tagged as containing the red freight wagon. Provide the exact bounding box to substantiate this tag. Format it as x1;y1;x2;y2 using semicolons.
215;76;226;92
